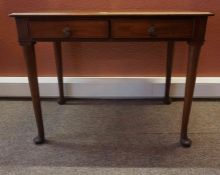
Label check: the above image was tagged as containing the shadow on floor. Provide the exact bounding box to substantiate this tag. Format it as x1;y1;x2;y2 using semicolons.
0;100;220;168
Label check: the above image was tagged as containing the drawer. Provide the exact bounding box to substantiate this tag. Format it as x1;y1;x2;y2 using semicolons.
111;19;194;39
29;20;109;39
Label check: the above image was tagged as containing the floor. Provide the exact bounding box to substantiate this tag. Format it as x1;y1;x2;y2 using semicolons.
0;99;220;174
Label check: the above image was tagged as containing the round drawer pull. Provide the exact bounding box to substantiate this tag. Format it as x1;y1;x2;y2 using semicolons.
148;26;156;37
62;27;72;38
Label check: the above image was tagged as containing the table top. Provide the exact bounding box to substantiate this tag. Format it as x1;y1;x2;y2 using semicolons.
9;11;214;17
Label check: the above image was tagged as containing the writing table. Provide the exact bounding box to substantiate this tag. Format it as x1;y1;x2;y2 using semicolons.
10;11;214;147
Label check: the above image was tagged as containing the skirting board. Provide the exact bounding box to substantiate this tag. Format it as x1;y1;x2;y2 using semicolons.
0;77;220;98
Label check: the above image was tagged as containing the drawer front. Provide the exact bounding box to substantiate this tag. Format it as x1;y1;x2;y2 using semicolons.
29;20;109;39
111;19;194;39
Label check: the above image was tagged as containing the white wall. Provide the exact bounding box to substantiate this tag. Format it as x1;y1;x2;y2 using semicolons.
1;77;220;98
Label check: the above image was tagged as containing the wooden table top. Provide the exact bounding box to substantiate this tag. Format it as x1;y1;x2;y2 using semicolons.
9;11;214;17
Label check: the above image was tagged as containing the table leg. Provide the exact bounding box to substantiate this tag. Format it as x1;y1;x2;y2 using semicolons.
54;42;65;105
22;42;45;144
164;41;174;104
180;41;203;147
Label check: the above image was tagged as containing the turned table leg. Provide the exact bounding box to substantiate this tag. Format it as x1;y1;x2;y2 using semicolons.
22;42;45;144
54;42;65;105
180;41;203;147
164;41;174;104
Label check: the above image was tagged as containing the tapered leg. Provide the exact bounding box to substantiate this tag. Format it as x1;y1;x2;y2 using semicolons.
22;42;45;144
180;42;203;147
164;41;174;104
54;42;65;105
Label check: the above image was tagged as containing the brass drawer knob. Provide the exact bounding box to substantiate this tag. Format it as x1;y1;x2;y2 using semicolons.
148;26;156;37
62;27;72;38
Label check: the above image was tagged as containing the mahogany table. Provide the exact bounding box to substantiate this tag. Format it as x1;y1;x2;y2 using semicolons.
10;11;214;147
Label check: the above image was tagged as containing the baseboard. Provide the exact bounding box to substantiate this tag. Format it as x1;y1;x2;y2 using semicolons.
0;77;220;98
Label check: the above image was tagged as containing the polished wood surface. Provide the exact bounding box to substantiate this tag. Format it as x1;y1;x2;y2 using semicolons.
111;19;194;39
30;20;109;39
22;42;45;144
180;42;203;147
53;42;65;105
9;11;214;17
10;11;213;147
164;41;174;104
